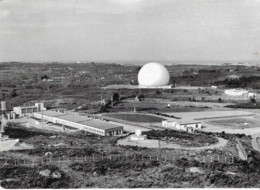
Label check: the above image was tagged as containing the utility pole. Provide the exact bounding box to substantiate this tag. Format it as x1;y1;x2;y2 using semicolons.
41;109;43;129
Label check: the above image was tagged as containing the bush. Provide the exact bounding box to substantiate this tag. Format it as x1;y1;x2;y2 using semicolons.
70;159;160;175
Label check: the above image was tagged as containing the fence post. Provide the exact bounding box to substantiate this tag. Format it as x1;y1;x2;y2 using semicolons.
150;155;152;161
142;155;143;161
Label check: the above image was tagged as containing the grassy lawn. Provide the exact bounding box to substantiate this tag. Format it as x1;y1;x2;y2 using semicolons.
210;117;259;129
104;113;165;123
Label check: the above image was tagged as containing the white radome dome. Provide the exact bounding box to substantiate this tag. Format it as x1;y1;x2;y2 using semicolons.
135;129;142;136
138;62;170;86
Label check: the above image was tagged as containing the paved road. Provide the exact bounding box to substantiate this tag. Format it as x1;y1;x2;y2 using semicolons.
251;133;260;152
118;136;228;150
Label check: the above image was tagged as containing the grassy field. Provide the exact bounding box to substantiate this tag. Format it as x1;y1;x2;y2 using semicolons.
104;113;165;123
209;117;260;129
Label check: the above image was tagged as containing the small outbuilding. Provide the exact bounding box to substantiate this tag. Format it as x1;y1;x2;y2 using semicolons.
162;120;202;132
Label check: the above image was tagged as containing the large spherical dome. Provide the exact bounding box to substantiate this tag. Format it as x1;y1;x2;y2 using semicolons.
138;62;170;86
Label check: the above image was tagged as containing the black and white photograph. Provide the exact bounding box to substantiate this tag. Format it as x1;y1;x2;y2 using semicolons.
0;0;260;188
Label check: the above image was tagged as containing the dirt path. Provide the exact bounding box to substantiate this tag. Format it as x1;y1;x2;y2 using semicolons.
118;136;228;150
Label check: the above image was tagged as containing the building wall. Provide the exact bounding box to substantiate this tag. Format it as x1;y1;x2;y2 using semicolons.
33;112;123;136
162;121;177;128
162;120;201;132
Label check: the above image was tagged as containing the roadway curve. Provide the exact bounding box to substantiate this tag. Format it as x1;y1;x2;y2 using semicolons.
251;133;260;152
118;136;228;150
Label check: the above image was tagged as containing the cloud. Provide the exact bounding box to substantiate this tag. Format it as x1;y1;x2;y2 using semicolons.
111;0;142;4
0;10;9;19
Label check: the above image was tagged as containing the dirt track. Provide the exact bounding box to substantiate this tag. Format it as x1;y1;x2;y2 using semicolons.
118;136;228;150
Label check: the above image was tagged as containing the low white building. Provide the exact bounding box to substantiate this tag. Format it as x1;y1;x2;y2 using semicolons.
162;120;201;132
13;103;46;117
33;110;123;136
224;89;248;96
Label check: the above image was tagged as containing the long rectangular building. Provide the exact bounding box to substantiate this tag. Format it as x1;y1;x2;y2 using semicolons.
33;110;123;136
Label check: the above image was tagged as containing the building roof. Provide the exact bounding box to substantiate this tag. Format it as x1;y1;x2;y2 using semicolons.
14;105;37;109
77;119;122;130
36;110;67;117
164;119;201;125
37;110;122;131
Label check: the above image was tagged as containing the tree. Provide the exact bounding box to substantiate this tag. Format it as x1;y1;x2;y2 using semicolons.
41;75;48;80
100;105;108;113
10;89;17;98
156;90;161;95
250;97;256;104
112;92;120;102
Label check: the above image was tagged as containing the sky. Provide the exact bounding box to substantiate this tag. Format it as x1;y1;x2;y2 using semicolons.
1;0;260;64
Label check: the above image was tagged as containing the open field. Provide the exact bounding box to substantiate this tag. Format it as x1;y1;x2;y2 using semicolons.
209;116;260;129
104;113;165;123
164;110;255;120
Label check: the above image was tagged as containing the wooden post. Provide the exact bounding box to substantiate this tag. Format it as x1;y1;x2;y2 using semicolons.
142;155;143;161
150;155;152;161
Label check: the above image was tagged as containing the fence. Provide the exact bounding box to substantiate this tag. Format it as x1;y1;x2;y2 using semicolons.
0;153;235;168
